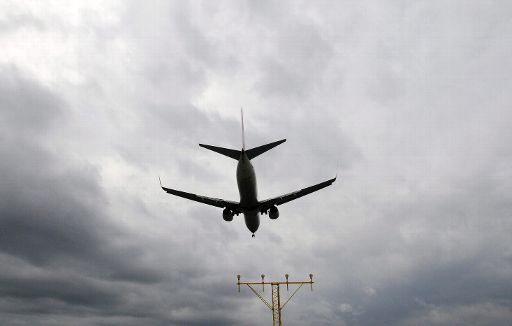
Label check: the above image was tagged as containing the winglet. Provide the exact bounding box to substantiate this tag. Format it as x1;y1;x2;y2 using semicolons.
158;176;163;189
336;160;341;180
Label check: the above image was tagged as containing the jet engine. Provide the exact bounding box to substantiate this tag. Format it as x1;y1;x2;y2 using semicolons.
269;205;279;219
223;208;234;222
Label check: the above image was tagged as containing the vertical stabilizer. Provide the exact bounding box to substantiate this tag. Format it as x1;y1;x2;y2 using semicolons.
241;108;246;150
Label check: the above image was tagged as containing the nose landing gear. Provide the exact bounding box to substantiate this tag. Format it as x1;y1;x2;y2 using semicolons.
252;233;255;238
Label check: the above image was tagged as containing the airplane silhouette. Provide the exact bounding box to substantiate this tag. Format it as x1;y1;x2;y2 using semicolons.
160;110;336;237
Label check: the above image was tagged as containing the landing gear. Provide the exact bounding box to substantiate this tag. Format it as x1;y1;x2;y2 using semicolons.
252;233;255;238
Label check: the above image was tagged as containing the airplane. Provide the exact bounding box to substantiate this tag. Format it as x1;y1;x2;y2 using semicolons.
160;111;336;237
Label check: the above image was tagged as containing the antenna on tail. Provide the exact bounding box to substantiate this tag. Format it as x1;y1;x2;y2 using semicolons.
241;107;245;150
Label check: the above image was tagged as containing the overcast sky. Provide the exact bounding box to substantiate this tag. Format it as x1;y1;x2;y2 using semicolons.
1;1;512;325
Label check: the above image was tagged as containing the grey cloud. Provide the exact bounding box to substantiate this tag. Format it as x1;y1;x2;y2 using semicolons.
2;1;512;325
255;21;333;99
0;66;246;325
0;67;62;136
0;11;46;34
402;302;512;326
0;68;165;320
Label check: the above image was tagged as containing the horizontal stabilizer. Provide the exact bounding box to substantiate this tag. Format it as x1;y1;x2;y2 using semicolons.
246;139;286;160
199;144;241;160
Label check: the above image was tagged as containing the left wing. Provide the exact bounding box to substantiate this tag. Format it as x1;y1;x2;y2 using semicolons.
160;179;240;212
258;177;336;212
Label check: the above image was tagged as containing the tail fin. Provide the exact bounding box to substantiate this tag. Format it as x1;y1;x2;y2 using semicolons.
198;108;245;161
241;108;245;150
199;109;285;161
199;144;240;160
246;139;286;160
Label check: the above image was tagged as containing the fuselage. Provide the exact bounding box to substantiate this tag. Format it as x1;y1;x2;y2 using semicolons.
236;150;260;234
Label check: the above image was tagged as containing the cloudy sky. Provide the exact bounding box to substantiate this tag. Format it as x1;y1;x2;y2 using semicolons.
1;1;512;325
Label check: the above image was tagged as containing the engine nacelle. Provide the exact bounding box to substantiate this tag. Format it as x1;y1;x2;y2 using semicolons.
269;206;279;219
223;208;234;222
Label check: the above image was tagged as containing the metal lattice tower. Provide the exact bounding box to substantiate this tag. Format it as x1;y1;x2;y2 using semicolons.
237;274;314;326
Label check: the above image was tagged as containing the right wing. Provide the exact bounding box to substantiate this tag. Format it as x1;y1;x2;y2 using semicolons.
160;179;240;212
258;177;336;211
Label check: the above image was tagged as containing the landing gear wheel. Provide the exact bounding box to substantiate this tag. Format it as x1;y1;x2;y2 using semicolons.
252;234;255;238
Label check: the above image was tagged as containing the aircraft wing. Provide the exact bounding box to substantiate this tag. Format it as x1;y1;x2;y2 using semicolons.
160;181;240;212
258;177;336;211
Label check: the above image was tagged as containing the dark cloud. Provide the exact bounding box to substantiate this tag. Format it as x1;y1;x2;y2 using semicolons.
0;66;248;325
0;68;176;324
1;1;512;325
